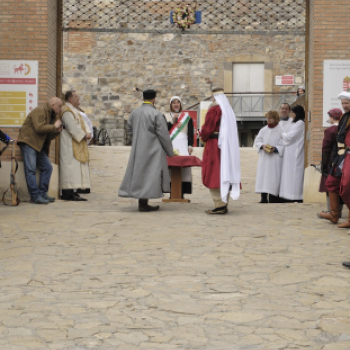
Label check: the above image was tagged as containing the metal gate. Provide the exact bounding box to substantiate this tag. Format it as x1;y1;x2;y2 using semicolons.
63;0;306;34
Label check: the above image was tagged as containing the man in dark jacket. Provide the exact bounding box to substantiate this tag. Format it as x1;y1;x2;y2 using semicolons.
322;92;350;226
17;97;63;204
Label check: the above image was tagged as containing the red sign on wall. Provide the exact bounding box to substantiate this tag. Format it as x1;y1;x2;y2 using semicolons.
275;75;295;85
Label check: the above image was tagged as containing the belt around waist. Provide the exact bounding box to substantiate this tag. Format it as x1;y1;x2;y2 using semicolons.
209;133;219;139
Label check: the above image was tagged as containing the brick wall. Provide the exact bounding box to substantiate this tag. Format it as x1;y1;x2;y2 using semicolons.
307;0;350;164
0;0;59;163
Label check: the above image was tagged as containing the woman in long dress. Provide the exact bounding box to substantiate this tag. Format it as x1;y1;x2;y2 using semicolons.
279;105;305;202
254;111;284;203
164;96;194;196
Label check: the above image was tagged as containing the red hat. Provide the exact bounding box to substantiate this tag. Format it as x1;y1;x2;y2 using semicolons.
327;108;342;120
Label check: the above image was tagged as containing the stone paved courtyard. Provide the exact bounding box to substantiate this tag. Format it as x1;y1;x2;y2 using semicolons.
1;147;350;350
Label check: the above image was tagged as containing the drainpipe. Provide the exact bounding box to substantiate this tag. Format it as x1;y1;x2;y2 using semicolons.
55;0;63;165
304;0;310;168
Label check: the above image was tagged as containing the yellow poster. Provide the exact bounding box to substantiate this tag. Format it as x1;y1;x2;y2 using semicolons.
0;60;38;127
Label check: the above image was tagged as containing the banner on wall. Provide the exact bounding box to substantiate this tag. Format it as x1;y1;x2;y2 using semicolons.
0;60;38;127
323;60;350;127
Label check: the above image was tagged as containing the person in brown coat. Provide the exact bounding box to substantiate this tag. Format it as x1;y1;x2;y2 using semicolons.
17;97;63;204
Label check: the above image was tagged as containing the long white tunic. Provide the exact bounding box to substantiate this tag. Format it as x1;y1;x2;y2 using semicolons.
254;124;284;196
279;120;305;200
80;111;93;144
279;117;292;132
60;104;91;190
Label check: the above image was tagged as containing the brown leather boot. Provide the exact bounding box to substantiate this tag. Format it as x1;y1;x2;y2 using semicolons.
318;192;340;224
138;199;160;212
338;210;350;228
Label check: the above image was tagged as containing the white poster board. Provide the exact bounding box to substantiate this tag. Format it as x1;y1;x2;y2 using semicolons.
0;60;38;127
323;60;350;127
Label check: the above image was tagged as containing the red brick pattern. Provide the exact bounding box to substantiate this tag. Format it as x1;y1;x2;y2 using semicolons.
307;0;350;164
0;0;58;162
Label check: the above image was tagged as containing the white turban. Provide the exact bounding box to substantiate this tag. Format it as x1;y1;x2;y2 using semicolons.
338;91;350;100
298;85;305;90
170;96;181;104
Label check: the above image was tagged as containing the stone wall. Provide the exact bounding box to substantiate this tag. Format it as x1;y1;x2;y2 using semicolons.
63;31;305;145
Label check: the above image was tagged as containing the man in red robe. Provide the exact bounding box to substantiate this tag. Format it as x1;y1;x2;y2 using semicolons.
322;92;350;228
318;108;342;218
200;88;241;214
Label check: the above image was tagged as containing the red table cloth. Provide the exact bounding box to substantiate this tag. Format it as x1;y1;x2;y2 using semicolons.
166;155;202;167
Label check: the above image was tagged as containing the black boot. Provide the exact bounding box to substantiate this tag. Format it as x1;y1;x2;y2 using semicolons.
61;189;75;200
259;193;268;203
138;199;159;212
61;189;87;201
205;205;228;214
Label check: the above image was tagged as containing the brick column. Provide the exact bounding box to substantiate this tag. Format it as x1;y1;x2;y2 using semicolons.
0;0;61;201
0;0;61;163
307;0;350;165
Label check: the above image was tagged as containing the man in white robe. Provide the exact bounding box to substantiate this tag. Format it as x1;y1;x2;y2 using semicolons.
60;90;91;201
279;103;292;132
254;111;284;203
200;88;241;214
279;105;305;201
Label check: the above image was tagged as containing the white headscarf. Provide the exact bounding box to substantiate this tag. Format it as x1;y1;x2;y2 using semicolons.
338;91;350;100
214;91;241;202
170;96;181;104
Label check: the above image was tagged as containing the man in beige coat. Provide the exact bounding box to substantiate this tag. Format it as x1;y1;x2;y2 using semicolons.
60;90;91;201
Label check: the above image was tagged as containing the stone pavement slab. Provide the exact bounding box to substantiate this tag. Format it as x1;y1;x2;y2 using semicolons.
0;146;350;349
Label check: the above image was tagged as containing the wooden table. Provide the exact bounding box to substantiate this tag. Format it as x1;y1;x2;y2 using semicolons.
162;155;202;203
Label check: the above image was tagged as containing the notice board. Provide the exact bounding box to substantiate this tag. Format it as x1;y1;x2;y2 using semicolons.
323;60;350;127
0;60;38;127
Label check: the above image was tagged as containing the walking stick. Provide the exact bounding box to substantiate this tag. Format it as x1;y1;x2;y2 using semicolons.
2;140;20;206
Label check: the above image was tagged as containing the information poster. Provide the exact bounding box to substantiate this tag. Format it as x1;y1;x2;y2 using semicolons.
323;60;350;127
0;60;38;127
